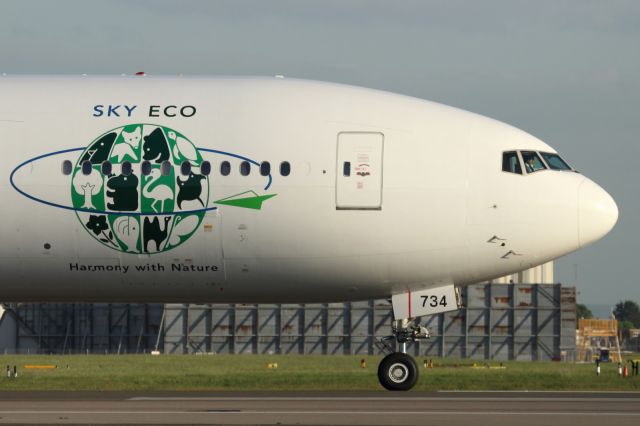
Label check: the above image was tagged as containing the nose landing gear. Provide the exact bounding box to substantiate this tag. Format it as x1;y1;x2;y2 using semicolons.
378;285;461;391
376;319;430;391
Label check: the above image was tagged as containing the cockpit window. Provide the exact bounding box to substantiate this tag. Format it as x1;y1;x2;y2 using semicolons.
540;152;572;171
521;151;546;173
502;151;522;174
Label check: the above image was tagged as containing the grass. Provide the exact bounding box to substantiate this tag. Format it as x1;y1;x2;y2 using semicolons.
0;354;639;392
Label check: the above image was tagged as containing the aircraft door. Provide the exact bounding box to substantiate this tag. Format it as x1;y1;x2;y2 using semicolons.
336;132;384;210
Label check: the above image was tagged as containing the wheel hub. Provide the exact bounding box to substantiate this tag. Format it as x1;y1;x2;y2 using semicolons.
388;362;409;383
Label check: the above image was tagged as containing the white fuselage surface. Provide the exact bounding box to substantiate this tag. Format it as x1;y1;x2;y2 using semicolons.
0;76;617;303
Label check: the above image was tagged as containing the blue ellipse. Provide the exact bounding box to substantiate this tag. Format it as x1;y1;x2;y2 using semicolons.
9;146;273;215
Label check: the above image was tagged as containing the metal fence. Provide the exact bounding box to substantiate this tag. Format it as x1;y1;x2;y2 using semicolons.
0;284;576;360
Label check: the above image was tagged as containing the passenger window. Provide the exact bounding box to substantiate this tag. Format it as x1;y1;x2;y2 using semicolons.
61;160;73;175
81;160;92;176
160;161;171;176
101;161;112;176
502;152;522;174
343;161;351;177
521;151;546;173
180;161;191;176
220;161;231;176
260;161;270;176
540;152;572;171
121;161;132;176
200;161;211;176
141;161;152;176
280;161;291;176
240;161;251;176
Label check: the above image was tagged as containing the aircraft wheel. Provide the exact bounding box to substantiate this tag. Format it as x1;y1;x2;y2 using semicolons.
377;352;419;391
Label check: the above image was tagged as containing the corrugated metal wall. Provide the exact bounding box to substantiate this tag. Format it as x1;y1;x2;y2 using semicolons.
0;284;576;360
419;284;576;360
162;301;391;355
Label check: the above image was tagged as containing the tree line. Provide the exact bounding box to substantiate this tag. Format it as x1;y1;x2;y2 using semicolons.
576;300;640;329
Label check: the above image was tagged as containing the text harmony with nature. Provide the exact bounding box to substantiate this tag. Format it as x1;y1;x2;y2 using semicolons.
69;263;219;274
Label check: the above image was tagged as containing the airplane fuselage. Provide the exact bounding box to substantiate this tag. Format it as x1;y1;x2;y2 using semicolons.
0;76;617;302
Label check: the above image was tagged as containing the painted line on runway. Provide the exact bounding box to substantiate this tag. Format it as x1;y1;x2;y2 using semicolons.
127;396;640;402
1;411;639;416
440;390;640;394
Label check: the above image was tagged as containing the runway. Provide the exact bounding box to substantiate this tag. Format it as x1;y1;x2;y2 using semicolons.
0;391;638;425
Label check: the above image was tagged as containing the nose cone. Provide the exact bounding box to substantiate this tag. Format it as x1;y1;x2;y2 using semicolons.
578;179;618;248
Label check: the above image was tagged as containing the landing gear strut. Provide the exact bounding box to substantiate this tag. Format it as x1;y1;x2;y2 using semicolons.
376;319;430;391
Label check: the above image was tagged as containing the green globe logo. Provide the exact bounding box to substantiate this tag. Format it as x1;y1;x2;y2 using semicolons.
71;124;209;254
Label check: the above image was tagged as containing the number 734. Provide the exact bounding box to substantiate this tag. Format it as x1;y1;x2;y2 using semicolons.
421;295;448;308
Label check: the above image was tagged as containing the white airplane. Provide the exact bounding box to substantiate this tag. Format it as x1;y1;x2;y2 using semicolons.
1;76;617;390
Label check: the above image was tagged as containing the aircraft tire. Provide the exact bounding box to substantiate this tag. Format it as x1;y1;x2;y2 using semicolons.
377;352;419;391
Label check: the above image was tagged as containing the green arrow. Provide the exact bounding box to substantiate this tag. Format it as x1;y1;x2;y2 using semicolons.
214;191;277;210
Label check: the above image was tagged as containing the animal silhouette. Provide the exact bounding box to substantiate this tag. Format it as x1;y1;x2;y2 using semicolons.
166;215;199;248
113;216;139;252
81;132;117;164
143;169;173;213
143;216;171;253
142;128;170;163
106;173;139;211
111;127;141;162
123;127;142;146
172;136;199;163
176;173;206;209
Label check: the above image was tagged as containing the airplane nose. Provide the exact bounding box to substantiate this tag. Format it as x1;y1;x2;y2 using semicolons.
578;179;618;248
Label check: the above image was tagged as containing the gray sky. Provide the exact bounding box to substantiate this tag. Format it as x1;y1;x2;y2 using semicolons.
1;0;638;305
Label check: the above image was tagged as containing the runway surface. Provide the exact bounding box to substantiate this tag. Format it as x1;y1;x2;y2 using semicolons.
0;391;638;425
